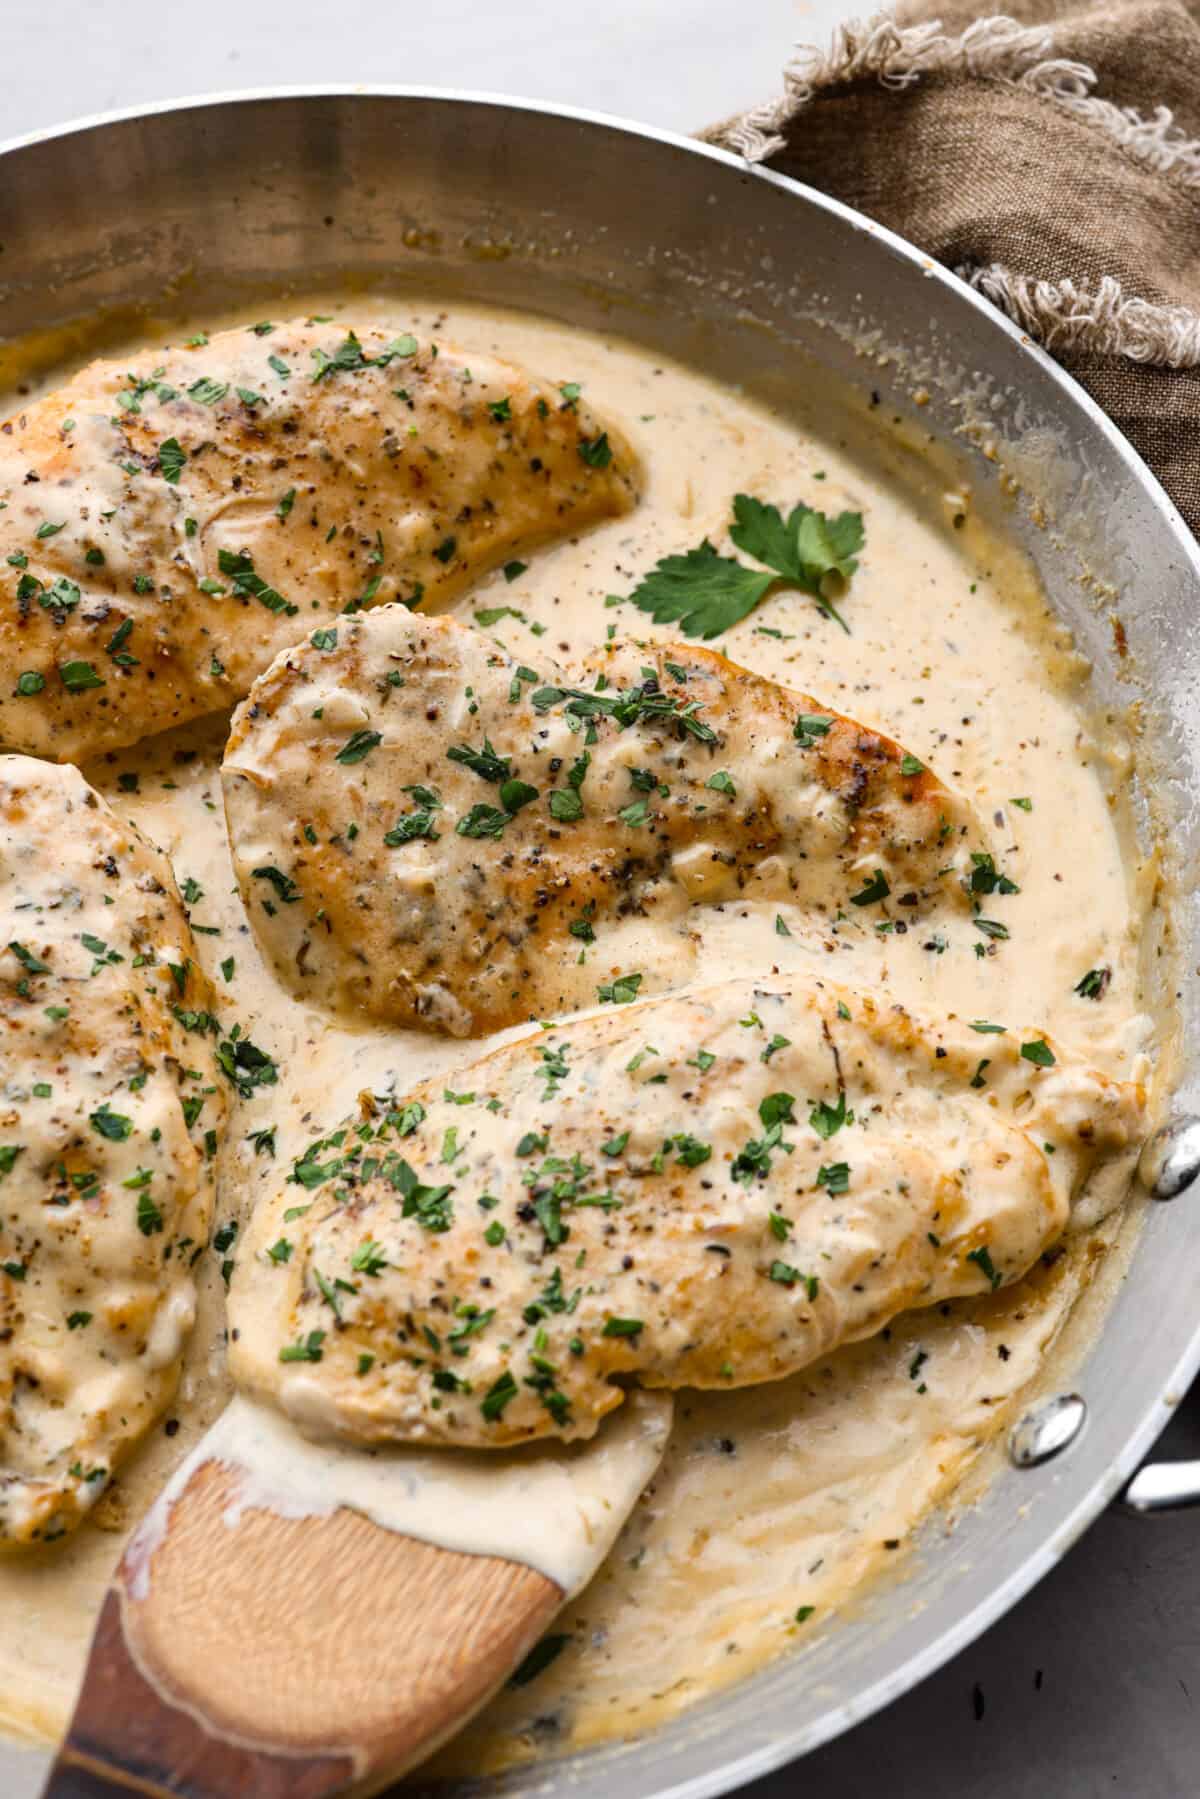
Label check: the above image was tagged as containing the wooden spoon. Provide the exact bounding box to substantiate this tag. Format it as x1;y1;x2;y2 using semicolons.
42;1391;672;1798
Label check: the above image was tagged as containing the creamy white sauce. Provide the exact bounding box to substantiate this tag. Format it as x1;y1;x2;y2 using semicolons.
124;1390;672;1602
0;290;1167;1772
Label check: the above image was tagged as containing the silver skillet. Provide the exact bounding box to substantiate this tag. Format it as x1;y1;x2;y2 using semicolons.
1;87;1199;1799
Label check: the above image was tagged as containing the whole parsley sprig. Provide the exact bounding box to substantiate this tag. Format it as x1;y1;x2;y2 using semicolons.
626;493;864;638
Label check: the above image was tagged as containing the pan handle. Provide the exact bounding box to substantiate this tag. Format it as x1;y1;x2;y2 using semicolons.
1120;1460;1200;1512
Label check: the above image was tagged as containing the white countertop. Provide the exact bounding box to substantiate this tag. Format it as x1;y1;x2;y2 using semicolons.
6;4;1197;1796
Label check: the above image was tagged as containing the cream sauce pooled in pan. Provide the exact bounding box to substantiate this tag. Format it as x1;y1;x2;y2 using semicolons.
0;291;1165;1774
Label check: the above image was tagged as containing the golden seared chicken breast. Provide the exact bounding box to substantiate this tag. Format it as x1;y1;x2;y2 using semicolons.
0;756;225;1545
0;321;639;762
222;611;986;1036
228;974;1142;1449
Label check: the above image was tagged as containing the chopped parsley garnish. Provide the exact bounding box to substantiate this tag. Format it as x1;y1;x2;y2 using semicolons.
481;1370;518;1420
602;1316;644;1338
809;1091;849;1139
793;713;834;749
447;736;510;782
457;803;513;840
335;728;382;765
90;1105;133;1141
967;1245;1002;1290
216;1028;279;1099
158;437;187;483
8;940;49;974
252;864;300;904
597;972;643;1005
899;754;925;776
217;548;298;616
280;1330;326;1363
1020;1038;1056;1067
384;801;441;845
59;660;104;693
395;1160;454;1232
136;1190;164;1236
578;432;613;468
769;1262;819;1299
969;852;1020;896
351;1239;389;1276
849;870;890;907
188;376;228;406
1075;967;1111;1000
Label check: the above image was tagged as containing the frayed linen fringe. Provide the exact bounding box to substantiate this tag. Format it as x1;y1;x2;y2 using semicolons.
701;10;1200;189
962;264;1200;366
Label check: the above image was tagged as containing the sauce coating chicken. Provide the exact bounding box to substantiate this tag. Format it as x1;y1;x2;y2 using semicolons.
222;611;986;1036
0;321;638;762
228;974;1143;1449
0;757;225;1546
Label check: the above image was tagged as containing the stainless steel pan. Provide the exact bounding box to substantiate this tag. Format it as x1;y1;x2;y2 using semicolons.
2;89;1199;1799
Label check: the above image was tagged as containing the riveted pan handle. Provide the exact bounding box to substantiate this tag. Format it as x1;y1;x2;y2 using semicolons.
1121;1461;1200;1512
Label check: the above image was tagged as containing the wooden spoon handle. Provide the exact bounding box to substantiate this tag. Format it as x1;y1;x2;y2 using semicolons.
43;1458;561;1799
45;1583;356;1797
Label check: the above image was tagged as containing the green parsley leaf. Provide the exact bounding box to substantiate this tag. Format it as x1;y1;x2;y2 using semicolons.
335;729;382;765
850;870;890;907
966;1245;1002;1290
59;660;104;693
628;539;774;640
578;433;612;468
729;492;863;633
90;1105;132;1141
157;437;187;483
1075;967;1111;1000
217;547;298;616
793;713;833;748
597;972;643;1005
8;940;49;974
809;1091;849;1139
188;376;228;406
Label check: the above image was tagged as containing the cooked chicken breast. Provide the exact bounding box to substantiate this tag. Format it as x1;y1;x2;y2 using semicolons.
0;756;225;1546
0;321;638;762
222;610;987;1036
228;973;1142;1449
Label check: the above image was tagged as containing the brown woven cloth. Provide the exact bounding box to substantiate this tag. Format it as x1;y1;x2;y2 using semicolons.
702;1;1200;535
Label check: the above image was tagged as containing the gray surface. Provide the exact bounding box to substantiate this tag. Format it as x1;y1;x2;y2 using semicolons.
6;7;1197;1798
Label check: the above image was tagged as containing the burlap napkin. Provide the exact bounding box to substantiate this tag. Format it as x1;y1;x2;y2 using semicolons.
702;1;1200;536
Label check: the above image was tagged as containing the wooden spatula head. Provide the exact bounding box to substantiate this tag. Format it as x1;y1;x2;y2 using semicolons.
43;1392;672;1798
